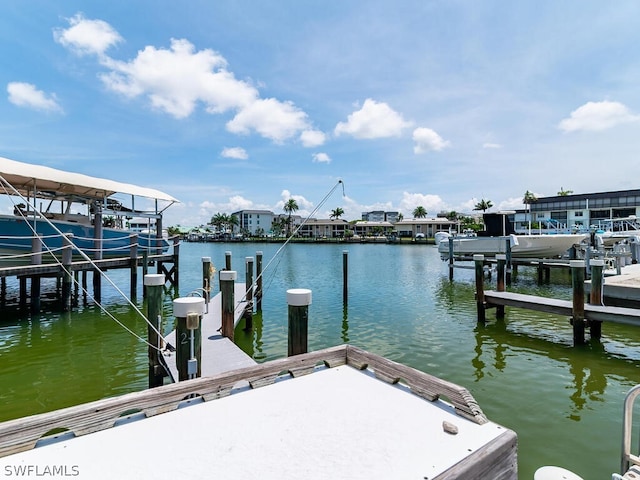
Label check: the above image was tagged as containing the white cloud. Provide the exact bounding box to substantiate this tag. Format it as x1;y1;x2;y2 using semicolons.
482;142;502;149
7;82;62;112
334;98;412;139
54;13;122;56
412;127;450;153
221;147;248;160
275;189;315;216
558;100;640;132
312;153;331;164
300;129;326;147
227;97;309;143
399;192;446;216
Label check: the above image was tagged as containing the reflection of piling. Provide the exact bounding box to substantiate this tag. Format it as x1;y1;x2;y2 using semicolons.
256;251;263;312
588;259;604;340
220;270;237;340
146;274;165;388
474;255;485;323
571;260;586;345
343;250;348;305
244;257;254;330
287;288;311;356
173;297;204;381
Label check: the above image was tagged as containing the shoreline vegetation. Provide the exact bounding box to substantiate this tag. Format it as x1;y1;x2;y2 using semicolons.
182;235;436;245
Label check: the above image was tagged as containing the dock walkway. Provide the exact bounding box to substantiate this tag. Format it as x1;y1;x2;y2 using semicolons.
161;283;256;382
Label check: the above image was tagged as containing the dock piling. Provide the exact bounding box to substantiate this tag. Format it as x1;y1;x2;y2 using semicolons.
30;235;42;313
588;259;604;340
202;256;212;307
244;257;254;330
62;234;74;311
173;297;205;381
256;251;263;312
474;255;486;323
343;250;348;305
220;270;237;340
287;288;312;356
495;254;506;319
570;260;586;345
130;234;138;300
145;274;165;388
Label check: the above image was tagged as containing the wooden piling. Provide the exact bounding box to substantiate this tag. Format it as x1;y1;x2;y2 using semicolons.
588;259;604;340
571;260;586;345
495;254;506;319
93;212;103;303
448;237;454;281
202;256;212;305
30;235;42;313
287;288;312;356
145;274;165;388
505;237;513;285
244;256;254;330
61;234;73;311
173;297;205;381
220;270;237;340
130;234;138;300
256;251;263;312
225;251;232;270
474;254;486;323
343;250;348;305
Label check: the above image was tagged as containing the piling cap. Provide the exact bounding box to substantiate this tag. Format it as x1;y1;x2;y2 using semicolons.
173;297;205;317
534;466;583;480
219;270;237;281
570;260;585;268
473;254;485;261
495;254;507;261
201;256;211;262
144;274;165;286
590;259;604;267
287;288;312;306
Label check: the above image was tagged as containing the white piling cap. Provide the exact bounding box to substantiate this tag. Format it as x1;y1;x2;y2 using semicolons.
173;297;206;317
246;256;253;263
534;466;584;480
590;259;605;267
473;254;485;261
219;270;237;281
287;288;312;306
144;274;165;286
201;256;211;263
570;260;585;268
496;254;507;260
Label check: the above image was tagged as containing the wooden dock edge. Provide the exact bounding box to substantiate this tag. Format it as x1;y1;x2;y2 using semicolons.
0;344;489;458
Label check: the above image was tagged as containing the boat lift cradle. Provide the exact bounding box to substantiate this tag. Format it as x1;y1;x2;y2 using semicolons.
615;384;640;479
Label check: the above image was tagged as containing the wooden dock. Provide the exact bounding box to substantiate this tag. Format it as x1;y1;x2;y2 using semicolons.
161;282;256;382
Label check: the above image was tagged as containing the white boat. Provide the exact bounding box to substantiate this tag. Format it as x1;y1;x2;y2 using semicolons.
438;233;588;259
595;216;640;247
0;156;178;266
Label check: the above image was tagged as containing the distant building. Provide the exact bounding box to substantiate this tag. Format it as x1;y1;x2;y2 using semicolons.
394;218;458;238
232;210;276;236
352;220;394;237
297;218;349;238
362;211;400;222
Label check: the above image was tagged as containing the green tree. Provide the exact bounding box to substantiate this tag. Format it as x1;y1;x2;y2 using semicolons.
523;190;538;233
330;207;344;220
283;198;299;236
473;199;493;212
557;187;573;196
412;206;427;218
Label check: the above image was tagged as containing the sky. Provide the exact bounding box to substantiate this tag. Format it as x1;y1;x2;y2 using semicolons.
2;0;640;227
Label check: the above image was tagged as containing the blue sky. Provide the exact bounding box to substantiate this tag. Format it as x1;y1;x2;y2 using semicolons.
2;1;640;227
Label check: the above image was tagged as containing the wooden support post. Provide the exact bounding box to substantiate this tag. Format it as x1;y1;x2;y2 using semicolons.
505;237;512;285
220;270;237;340
474;254;486;323
256;251;263;312
448;236;454;281
343;250;348;305
172;237;180;288
173;297;205;381
19;277;27;310
225;251;232;270
571;260;586;345
142;249;149;285
588;259;604;340
130;234;138;300
496;254;506;319
287;288;312;356
145;274;165;388
244;256;254;330
31;235;42;313
202;256;212;306
62;234;73;312
81;270;88;304
537;261;544;284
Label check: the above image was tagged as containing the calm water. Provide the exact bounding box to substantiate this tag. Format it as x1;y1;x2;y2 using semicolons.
1;241;640;479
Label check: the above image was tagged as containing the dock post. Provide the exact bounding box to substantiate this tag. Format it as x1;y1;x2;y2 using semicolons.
225;251;232;270
62;234;74;312
474;254;486;323
570;260;586;346
220;270;237;340
202;257;212;308
505;238;513;285
343;250;348;305
93;211;103;303
173;297;205;381
287;288;312;356
31;234;42;313
448;236;454;281
145;274;165;388
244;256;254;330
173;237;180;288
130;234;138;300
256;251;263;312
496;254;506;319
588;259;604;340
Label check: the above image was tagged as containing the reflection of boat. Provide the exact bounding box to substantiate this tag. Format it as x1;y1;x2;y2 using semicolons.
438;233;587;259
0;157;178;266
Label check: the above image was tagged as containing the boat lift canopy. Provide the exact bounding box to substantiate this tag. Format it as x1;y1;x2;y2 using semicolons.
0;156;178;204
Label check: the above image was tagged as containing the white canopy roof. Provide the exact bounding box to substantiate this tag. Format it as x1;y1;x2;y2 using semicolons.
0;156;178;203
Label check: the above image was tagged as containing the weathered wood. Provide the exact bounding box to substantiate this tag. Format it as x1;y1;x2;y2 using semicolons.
244;256;253;329
496;254;506;319
589;259;604;339
255;251;263;312
288;289;311;356
146;274;165;388
474;255;486;323
174;298;205;381
571;260;586;345
343;250;348;305
220;270;236;340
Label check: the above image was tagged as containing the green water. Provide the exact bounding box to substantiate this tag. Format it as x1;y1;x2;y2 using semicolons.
1;242;640;479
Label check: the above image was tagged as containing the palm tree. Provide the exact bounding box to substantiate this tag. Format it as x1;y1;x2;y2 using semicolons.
330;207;344;220
557;187;573;196
523;190;538;234
412;206;427;218
283;198;299;236
473;199;493;212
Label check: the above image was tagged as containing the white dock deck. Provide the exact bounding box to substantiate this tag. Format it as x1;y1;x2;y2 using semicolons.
161;283;256;382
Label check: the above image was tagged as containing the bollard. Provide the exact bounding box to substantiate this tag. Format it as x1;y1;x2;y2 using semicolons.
588;259;604;340
225;251;232;270
287;288;312;356
173;297;205;381
570;260;586;345
474;255;486;323
130;234;138;300
495;254;506;319
220;270;237;340
202;256;212;307
145;274;165;387
343;250;348;305
505;238;513;285
448;236;454;281
31;235;42;313
256;251;263;312
244;256;254;330
61;234;74;311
